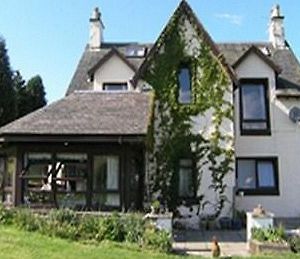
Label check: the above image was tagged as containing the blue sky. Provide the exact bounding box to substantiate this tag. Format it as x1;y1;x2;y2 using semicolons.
0;0;299;103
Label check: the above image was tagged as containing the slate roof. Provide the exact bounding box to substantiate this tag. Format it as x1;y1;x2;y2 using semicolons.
218;42;300;90
0;92;152;136
67;41;300;95
2;1;300;139
66;43;152;95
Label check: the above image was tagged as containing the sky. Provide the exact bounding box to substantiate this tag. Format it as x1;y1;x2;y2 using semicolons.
0;0;300;104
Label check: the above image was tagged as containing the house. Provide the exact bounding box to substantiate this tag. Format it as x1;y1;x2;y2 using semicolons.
0;1;300;221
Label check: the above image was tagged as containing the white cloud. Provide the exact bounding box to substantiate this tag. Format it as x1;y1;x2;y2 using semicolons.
215;13;243;26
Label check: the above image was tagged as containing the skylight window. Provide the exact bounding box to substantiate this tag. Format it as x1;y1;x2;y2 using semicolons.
125;46;147;57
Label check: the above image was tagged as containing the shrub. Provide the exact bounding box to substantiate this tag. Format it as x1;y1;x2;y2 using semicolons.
40;209;79;240
78;215;101;240
289;236;300;253
251;226;286;243
0;206;172;253
13;209;40;232
123;213;145;244
143;224;172;252
98;212;126;242
0;204;14;225
48;209;79;226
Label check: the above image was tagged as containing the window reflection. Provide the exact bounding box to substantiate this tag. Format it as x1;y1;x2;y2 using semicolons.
178;67;192;104
93;156;120;210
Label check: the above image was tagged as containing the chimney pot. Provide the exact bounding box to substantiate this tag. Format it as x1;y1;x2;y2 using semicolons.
89;7;104;50
269;4;286;49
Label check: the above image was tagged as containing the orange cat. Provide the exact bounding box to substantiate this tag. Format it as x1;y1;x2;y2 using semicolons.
211;236;221;257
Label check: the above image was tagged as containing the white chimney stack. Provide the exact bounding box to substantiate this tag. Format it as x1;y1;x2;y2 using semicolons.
89;7;104;50
269;4;286;49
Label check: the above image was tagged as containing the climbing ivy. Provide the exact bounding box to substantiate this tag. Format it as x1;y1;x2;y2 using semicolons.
143;14;234;217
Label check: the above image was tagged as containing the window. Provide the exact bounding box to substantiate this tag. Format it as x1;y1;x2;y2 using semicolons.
178;66;192;104
22;153;53;205
240;78;270;135
103;83;128;91
178;159;194;198
125;46;147;57
236;158;279;195
55;153;88;210
93;156;120;209
22;153;88;210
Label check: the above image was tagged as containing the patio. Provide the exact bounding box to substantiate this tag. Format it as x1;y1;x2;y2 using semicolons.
173;229;249;257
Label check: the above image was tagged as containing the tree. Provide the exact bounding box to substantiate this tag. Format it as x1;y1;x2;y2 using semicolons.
0;38;16;126
25;75;47;111
13;73;47;118
13;71;29;118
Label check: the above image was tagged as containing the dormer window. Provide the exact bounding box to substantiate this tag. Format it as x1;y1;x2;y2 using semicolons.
240;78;270;135
178;65;192;104
103;83;128;91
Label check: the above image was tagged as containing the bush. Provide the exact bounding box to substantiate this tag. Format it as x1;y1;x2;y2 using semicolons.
143;225;172;252
289;236;300;253
123;213;145;244
251;226;286;243
41;209;79;240
0;204;14;225
0;206;172;253
98;212;126;242
48;209;79;226
78;215;101;240
13;209;40;232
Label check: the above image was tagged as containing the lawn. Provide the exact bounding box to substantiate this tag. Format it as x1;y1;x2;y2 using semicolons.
0;225;300;259
0;226;179;259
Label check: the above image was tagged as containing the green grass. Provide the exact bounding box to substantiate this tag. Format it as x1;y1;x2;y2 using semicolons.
0;225;180;259
0;225;300;259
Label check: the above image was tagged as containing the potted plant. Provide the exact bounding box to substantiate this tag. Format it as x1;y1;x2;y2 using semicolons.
249;226;291;254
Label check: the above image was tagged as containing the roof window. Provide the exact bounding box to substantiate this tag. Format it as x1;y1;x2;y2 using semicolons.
125;46;147;57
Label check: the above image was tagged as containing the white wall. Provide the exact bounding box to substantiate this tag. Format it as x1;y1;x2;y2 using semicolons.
235;52;300;218
93;54;135;90
144;16;235;220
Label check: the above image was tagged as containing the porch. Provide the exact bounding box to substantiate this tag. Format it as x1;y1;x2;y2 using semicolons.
1;140;145;211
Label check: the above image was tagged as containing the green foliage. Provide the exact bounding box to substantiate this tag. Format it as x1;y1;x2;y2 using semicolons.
0;206;171;253
0;38;16;126
25;75;47;110
252;226;286;243
289;236;300;253
143;225;172;252
14;73;47;119
144;13;233;215
98;212;126;242
0;226;178;259
123;213;145;243
0;204;14;224
13;209;40;232
0;37;47;126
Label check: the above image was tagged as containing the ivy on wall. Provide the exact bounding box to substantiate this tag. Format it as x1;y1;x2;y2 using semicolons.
143;14;234;217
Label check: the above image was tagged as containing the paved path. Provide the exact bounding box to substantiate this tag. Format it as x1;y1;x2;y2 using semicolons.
173;230;249;257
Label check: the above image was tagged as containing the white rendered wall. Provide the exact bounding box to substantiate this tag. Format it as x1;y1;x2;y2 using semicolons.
184;18;235;217
234;52;300;217
93;54;135;90
144;16;235;220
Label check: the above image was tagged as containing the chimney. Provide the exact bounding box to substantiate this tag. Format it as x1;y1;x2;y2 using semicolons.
89;7;104;50
269;5;286;49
